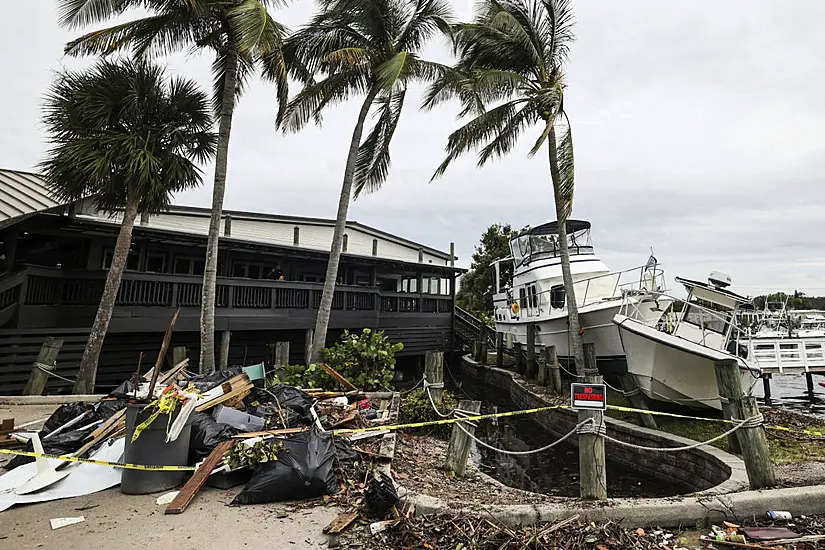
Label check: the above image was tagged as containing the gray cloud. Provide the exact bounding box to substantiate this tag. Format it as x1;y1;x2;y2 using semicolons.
2;1;825;297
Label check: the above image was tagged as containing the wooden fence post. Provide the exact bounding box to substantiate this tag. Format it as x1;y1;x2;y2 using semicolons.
425;351;444;407
714;359;776;489
496;332;504;369
548;345;562;394
23;337;64;395
618;374;657;430
274;342;290;367
525;324;537;379
444;400;481;476
579;343;607;500
514;342;524;374
172;346;187;368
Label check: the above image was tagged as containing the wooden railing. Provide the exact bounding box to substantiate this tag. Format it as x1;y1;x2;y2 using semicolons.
13;266;451;314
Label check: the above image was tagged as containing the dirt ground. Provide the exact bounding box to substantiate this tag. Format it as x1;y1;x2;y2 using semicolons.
0;486;341;550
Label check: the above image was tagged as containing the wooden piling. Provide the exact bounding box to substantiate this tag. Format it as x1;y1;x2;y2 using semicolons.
424;351;444;407
712;358;742;454
525;324;537;379
537;348;549;386
806;373;815;399
496;332;504;369
304;329;315;366
548;345;562;394
579;343;607;500
514;342;524;374
714;359;776;489
23;337;64;395
762;374;772;406
479;325;488;365
443;400;482;477
618;374;657;430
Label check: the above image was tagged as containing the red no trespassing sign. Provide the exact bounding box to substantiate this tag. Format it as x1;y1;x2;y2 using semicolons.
570;383;606;410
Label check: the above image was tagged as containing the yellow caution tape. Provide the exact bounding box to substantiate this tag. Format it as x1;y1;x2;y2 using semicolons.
0;448;197;471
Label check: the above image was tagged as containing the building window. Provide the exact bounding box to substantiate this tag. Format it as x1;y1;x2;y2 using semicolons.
372;239;378;256
342;234;348;253
248;264;261;279
173;257;205;276
103;249;139;271
232;262;247;278
146;253;166;273
293;227;300;246
550;285;565;309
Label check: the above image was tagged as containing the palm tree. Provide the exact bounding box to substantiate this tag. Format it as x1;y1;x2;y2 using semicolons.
427;0;585;373
57;0;289;373
40;58;216;394
280;0;454;364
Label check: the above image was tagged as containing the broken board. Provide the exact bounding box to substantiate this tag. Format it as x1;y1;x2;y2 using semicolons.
323;508;359;534
165;440;234;515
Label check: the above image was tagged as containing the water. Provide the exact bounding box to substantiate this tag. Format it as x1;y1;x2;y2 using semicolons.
753;373;825;419
460;380;686;498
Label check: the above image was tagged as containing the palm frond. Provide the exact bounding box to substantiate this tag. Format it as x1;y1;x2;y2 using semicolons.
278;71;370;132
476;101;537;165
396;0;454;52
56;0;134;29
327;47;370;67
228;0;287;55
210;46;256;116
543;0;575;68
551;109;574;218
354;89;405;197
375;50;409;91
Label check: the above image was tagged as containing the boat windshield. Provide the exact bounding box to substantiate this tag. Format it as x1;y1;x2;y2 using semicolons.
510;227;594;268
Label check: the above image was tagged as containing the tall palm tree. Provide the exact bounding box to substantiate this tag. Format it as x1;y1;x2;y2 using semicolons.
40;59;216;394
280;0;454;364
57;0;290;373
427;0;585;374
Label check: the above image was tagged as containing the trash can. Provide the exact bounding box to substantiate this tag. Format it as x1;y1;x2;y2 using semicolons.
121;402;193;495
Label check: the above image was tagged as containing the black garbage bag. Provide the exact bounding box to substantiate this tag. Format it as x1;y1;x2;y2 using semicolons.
189;413;239;463
232;429;337;505
5;403;94;470
185;367;243;392
257;384;315;427
365;471;398;518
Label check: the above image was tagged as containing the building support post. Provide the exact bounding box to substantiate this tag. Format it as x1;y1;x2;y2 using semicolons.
478;325;488;365
23;337;64;396
578;343;607;500
172;346;187;367
304;329;315;366
514;342;524;374
548;345;562;394
218;331;231;370
496;332;504;369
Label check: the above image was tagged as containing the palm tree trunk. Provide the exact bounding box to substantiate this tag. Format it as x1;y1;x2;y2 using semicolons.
73;198;139;394
309;86;380;364
548;131;586;376
200;41;239;374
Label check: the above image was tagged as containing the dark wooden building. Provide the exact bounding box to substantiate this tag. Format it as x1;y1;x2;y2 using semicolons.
0;169;461;394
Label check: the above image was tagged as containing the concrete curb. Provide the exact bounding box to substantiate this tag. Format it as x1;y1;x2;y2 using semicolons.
400;484;825;527
0;395;105;405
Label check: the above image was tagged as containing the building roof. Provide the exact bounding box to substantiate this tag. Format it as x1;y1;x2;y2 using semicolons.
0;167;455;263
0;169;63;230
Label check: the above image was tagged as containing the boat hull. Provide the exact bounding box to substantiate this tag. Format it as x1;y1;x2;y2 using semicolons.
495;297;668;375
614;314;760;410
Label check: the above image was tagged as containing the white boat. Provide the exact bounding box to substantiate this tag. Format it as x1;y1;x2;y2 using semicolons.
614;272;761;410
492;220;670;375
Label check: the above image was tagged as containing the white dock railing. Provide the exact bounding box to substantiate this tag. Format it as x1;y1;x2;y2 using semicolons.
746;338;825;373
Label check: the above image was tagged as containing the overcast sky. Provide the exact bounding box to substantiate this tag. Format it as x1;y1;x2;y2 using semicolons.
2;1;825;296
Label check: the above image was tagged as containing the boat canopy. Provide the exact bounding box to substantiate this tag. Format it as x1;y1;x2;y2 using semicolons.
509;220;594;268
676;276;751;310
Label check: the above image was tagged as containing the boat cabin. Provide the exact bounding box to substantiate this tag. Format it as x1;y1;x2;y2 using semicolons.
673;274;751;351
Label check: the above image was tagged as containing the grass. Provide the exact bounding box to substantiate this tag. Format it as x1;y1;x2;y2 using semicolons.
605;389;825;465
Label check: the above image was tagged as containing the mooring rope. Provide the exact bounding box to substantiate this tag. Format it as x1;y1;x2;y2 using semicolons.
603;413;762;452
455;419;593;456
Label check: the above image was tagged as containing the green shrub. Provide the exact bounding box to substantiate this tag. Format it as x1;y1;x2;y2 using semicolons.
267;364;323;389
401;388;458;440
323;328;403;391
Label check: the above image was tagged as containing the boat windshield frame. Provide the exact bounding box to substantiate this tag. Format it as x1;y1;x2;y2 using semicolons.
509;221;595;268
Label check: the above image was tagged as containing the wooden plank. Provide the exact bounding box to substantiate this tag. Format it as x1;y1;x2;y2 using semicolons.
165;440;234;515
319;363;358;391
323;508;359;534
195;383;253;413
85;409;126;441
232;427;307;439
